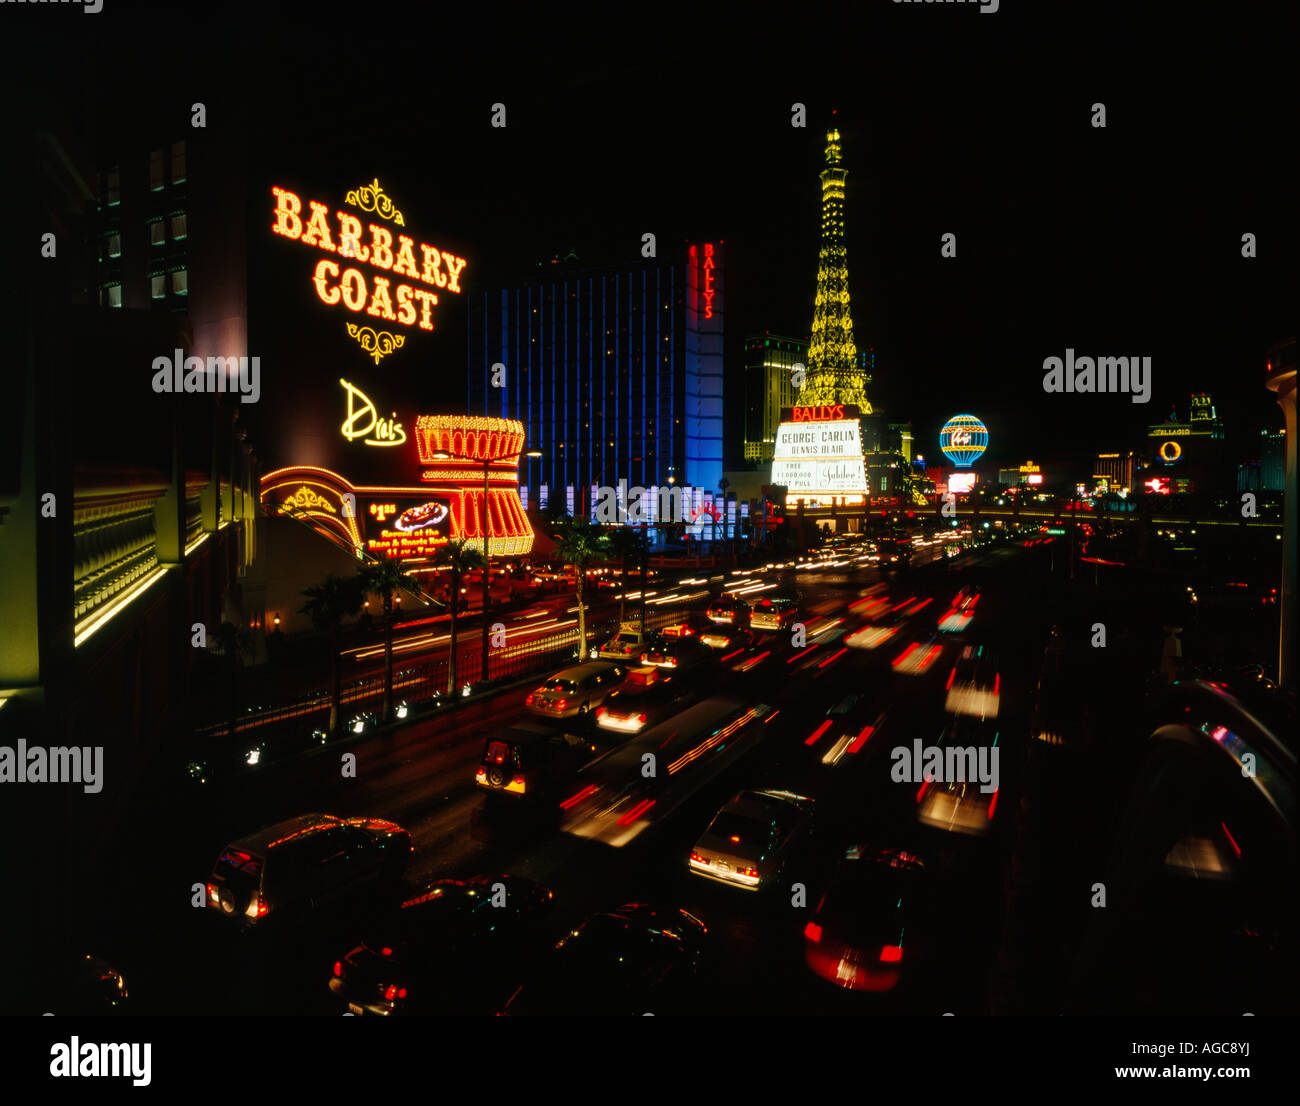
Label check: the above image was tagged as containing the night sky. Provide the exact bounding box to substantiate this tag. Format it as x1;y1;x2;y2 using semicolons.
13;2;1293;475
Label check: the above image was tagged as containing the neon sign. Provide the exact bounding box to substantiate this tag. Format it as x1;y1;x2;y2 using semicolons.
792;405;846;422
340;378;406;447
702;242;716;319
1158;440;1182;462
271;182;467;361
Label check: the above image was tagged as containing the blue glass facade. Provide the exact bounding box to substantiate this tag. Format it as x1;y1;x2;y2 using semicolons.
468;243;724;519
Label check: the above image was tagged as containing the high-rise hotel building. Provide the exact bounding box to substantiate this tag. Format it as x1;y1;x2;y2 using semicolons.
468;243;724;520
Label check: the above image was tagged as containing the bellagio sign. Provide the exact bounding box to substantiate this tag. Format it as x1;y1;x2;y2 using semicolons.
270;179;467;364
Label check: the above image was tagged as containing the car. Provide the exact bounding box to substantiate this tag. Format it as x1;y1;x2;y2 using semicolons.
844;607;908;650
916;718;1001;837
706;596;749;625
749;596;800;633
524;662;628;718
597;627;659;661
476;723;595;798
944;644;1000;718
938;586;980;632
640;635;711;671
699;623;751;652
804;694;884;766
44;954;131;1014
329;874;554;1015
206;814;412;925
804;847;930;992
596;667;696;735
688;789;816;891
499;903;708;1015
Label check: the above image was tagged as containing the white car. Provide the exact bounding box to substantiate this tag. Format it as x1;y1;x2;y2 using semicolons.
944;644;1000;718
688;790;815;891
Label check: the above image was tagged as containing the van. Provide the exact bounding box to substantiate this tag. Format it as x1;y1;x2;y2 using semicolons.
206;813;412;925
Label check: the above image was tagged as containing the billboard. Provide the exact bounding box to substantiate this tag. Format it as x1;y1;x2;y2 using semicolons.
363;495;454;559
770;418;868;499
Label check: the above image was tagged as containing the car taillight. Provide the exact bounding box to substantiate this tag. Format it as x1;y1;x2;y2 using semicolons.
206;882;218;905
596;707;607;718
556;698;567;711
879;945;903;963
665;658;677;667
637;713;647;724
255;897;268;917
739;867;759;878
512;775;526;788
690;851;705;863
525;693;534;705
380;984;408;1001
333;961;344;977
804;922;823;943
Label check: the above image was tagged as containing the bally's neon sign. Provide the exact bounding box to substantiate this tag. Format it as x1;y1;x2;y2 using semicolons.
690;243;716;320
340;378;406;447
272;182;467;361
792;404;847;422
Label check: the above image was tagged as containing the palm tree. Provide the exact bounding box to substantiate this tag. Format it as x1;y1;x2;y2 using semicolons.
433;540;486;694
214;620;257;741
357;558;422;718
299;573;364;733
605;526;648;625
554;516;609;660
717;477;731;553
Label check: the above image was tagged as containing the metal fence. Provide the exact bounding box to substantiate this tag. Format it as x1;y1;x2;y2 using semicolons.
194;617;621;740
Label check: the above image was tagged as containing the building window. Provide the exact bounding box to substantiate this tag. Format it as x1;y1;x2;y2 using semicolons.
106;233;121;258
101;283;122;308
151;274;166;299
150;148;164;191
106;167;120;207
149;220;165;246
170;140;186;183
170;212;187;240
171;269;188;295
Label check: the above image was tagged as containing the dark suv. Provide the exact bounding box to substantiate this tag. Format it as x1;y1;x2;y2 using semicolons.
206;813;412;926
476;724;594;800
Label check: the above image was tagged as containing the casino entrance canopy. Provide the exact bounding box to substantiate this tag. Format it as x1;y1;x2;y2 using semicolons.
262;416;534;561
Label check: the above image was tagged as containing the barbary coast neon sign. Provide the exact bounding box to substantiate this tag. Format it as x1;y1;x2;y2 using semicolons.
271;181;467;362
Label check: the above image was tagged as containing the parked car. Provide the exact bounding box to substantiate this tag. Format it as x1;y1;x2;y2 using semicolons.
524;662;629;719
206;814;412;926
329;874;554;1015
476;724;594;799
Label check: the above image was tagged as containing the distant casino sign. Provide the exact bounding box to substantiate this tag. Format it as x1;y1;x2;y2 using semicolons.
271;179;467;364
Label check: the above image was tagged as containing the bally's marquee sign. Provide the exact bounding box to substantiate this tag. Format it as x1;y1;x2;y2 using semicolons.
271;179;467;364
770;410;869;498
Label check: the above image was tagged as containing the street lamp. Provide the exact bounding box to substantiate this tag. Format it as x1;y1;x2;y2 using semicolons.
431;447;542;685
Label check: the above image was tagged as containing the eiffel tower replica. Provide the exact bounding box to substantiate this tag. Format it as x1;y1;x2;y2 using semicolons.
800;125;872;412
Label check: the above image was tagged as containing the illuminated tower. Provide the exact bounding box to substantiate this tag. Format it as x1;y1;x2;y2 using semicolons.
801;125;871;412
